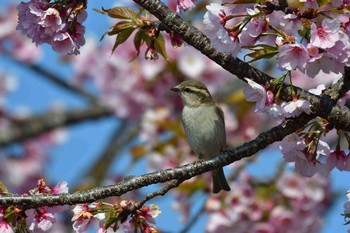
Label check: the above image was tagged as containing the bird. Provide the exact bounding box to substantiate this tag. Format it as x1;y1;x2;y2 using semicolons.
171;80;231;193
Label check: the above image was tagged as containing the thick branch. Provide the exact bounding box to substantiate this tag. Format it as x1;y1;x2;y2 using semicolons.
133;0;350;131
0;113;313;208
0;105;112;146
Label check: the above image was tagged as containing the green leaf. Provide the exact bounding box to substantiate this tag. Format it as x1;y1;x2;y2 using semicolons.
0;180;8;194
133;29;147;58
111;27;136;54
317;0;332;7
153;33;169;61
107;21;135;36
107;7;138;19
244;44;278;63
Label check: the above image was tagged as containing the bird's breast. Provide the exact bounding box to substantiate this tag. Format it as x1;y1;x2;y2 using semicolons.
182;105;225;158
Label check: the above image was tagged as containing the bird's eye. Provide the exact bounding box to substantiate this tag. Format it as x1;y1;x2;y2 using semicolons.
183;87;194;93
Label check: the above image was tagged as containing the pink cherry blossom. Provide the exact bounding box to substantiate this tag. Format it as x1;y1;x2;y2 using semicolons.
310;19;340;49
203;3;241;56
26;207;56;232
39;8;62;31
326;31;350;66
51;181;69;194
0;221;14;233
16;0;86;55
277;172;305;199
304;53;344;79
206;171;329;233
267;11;301;35
309;84;326;95
0;207;14;233
326;149;347;171
0;5;41;63
293;155;329;178
277;43;310;71
140;204;161;224
176;0;195;13
282;99;312;117
71;204;95;233
239;16;267;47
243;78;267;112
279;134;330;177
269;206;294;232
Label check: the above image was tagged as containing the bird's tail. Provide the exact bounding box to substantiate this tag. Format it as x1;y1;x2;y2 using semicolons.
212;167;231;194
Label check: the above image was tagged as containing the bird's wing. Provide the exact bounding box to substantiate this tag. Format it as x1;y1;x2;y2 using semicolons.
214;105;227;150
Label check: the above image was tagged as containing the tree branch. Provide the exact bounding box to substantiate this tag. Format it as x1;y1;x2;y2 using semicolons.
0;105;112;146
128;179;184;212
132;0;350;131
0;113;313;208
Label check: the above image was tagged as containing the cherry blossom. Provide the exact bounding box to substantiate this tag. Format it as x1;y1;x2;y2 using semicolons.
16;0;86;55
71;204;95;233
267;11;301;36
279;134;330;177
326;149;348;171
206;171;329;233
0;5;41;63
277;43;310;71
176;0;195;13
243;78;267;112
0;207;14;233
282;99;312;117
310;19;340;49
27;207;56;231
203;3;241;56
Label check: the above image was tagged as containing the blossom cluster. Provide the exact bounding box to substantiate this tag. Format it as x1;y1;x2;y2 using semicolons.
244;77;312;121
17;0;86;55
0;179;68;232
0;5;41;63
71;200;161;233
203;1;350;81
206;171;330;233
243;76;350;177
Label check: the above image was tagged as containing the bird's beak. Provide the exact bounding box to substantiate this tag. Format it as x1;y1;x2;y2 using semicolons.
170;86;180;92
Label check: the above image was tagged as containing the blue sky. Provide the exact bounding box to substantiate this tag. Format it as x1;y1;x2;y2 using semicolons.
1;0;350;232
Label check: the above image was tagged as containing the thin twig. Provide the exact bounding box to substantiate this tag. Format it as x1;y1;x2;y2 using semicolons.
129;179;184;212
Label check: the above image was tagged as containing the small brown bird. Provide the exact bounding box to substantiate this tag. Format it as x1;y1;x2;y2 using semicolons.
171;80;231;193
